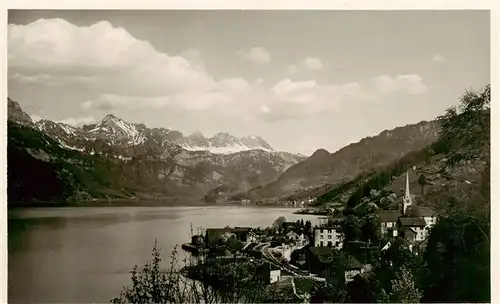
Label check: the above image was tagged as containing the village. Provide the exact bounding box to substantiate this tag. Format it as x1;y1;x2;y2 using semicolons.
181;171;439;300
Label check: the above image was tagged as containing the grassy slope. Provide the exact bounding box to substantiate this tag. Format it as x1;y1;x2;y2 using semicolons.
7;121;199;204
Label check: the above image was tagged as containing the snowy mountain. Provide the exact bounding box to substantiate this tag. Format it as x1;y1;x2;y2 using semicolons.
7;98;305;203
177;132;273;154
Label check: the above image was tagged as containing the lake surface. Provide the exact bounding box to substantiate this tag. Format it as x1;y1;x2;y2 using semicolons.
8;205;320;303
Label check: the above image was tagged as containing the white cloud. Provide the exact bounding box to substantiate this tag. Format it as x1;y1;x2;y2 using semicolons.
286;57;323;73
432;54;445;62
59;116;96;127
237;47;271;65
372;74;428;95
8;18;215;96
9;73;59;86
272;79;318;96
80;100;93;111
302;57;323;70
8;18;429;125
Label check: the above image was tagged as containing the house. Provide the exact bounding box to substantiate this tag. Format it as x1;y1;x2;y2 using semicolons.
398;226;417;243
318;217;329;226
205;226;252;246
306;246;336;277
205;227;234;246
286;230;300;241
286;230;306;247
313;226;343;249
282;222;298;233
344;255;364;283
397;217;427;242
416;206;438;231
378;210;400;237
378;171;439;242
269;264;281;283
233;227;252;242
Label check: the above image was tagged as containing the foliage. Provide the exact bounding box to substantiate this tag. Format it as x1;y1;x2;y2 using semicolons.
361;214;381;244
418;174;427;196
272;216;286;230
419;208;490;303
390;266;423;303
310;280;347;303
342;215;363;243
436;84;490;155
112;241;287;304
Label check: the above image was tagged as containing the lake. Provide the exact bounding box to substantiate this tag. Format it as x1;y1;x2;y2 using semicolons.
8;205;320;303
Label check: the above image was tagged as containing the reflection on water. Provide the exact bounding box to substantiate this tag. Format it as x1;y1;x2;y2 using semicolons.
8;205;319;303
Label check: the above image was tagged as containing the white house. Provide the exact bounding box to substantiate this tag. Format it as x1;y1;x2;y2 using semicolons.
397;217;427;242
269;264;281;283
313;226;343;249
344;255;364;283
378;210;400;237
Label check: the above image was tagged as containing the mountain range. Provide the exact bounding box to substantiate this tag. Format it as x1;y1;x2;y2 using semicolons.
7;98;305;203
7;97;441;204
237;121;441;201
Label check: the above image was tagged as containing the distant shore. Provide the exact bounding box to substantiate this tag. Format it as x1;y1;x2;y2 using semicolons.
293;208;328;216
7;198;302;209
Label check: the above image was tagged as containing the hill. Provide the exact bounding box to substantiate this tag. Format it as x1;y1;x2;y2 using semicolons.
313;84;490;217
243;120;440;200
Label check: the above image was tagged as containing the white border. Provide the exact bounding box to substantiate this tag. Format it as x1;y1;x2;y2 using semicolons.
1;1;498;303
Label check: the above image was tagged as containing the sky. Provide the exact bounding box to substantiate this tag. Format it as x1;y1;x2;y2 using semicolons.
7;10;490;156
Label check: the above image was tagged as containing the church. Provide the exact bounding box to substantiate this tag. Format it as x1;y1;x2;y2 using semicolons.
378;171;438;245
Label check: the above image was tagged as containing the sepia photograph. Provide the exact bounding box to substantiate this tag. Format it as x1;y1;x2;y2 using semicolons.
4;6;493;304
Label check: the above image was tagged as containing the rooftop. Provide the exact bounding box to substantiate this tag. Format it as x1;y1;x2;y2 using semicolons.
345;255;363;270
309;246;335;264
378;210;401;222
398;217;427;227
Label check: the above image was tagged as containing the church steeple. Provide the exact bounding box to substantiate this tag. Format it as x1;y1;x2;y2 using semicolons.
405;171;411;200
402;171;413;215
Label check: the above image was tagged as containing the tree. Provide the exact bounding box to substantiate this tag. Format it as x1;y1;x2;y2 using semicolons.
420;209;489;303
390;266;423;303
361;215;381;244
437;84;490;154
273;216;286;233
418;174;427;196
113;240;280;304
342;215;363;243
226;236;244;262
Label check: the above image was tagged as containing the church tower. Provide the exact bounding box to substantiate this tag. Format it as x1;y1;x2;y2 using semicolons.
402;171;413;215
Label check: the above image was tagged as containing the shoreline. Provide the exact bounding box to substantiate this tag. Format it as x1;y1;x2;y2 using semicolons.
7;199;305;210
293;209;328;216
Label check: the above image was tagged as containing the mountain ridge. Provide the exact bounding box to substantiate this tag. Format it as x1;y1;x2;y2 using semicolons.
7;98;305;203
240;119;441;200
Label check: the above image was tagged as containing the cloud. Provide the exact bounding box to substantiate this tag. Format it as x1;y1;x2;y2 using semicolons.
372;74;428;95
58;116;96;126
8;18;215;97
237;47;271;65
286;57;323;73
432;54;445;62
8;18;429;125
302;57;323;70
80;100;93;111
9;73;60;86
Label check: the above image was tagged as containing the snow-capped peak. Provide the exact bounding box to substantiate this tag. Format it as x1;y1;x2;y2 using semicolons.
90;114;146;145
178;132;274;154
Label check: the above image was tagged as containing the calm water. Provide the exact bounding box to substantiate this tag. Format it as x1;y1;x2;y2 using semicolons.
8;205;319;303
